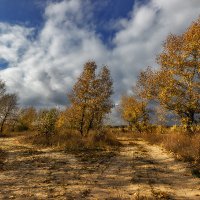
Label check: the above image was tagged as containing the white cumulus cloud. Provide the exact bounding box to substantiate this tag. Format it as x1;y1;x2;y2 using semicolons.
0;0;199;108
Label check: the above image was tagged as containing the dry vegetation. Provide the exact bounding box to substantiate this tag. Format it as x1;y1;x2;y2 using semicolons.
1;133;200;199
0;61;119;152
119;17;200;179
0;148;7;170
136;128;200;177
23;129;121;151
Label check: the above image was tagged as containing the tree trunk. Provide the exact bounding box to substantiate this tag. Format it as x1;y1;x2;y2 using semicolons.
0;113;8;134
186;111;195;134
0;122;3;133
80;106;86;136
86;112;95;136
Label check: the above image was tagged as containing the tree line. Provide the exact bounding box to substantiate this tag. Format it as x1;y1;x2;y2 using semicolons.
0;62;113;139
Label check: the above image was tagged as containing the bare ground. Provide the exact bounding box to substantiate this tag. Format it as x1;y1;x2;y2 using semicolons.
0;135;200;199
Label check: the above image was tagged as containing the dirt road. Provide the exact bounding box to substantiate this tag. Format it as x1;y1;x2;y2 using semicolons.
0;135;199;199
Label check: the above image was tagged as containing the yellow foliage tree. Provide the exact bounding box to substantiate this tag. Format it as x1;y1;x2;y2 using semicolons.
67;61;113;136
37;108;59;145
18;107;37;130
120;96;149;133
136;18;200;131
56;105;82;131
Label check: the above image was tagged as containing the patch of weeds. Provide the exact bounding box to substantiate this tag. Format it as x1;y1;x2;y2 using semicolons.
65;194;76;200
80;189;91;198
133;190;155;200
153;191;174;199
22;149;43;157
0;148;7;170
134;196;154;200
191;169;200;178
134;192;173;200
75;149;117;165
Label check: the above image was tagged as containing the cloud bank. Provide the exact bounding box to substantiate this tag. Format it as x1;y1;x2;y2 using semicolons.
0;0;199;107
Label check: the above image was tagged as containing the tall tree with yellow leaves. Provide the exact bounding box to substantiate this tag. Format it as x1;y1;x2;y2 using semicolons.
136;18;200;131
156;18;200;131
68;61;97;135
68;61;113;136
85;66;113;133
120;95;149;133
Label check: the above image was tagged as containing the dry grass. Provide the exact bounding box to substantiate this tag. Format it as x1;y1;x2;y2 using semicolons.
140;130;200;162
138;128;200;177
22;129;121;151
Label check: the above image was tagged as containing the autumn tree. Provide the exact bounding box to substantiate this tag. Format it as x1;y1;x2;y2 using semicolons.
0;80;17;133
68;61;97;136
37;108;59;135
37;108;59;145
68;61;113;136
120;95;149;133
136;18;200;132
56;105;82;131
134;67;158;100
17;107;37;131
85;66;113;133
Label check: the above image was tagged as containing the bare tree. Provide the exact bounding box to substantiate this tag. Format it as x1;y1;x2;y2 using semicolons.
0;94;17;133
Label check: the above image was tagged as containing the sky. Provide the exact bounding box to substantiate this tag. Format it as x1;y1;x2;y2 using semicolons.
0;0;199;109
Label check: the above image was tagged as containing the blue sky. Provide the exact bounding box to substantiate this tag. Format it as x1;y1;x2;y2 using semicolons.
0;0;136;69
0;0;44;29
0;0;136;43
0;0;199;108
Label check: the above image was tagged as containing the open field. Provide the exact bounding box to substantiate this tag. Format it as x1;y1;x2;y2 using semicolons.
0;134;199;199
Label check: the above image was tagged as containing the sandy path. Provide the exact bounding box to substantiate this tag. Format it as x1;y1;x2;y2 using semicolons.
0;135;199;199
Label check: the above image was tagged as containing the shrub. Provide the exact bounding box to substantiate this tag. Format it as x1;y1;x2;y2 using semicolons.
23;129;121;151
36;108;59;145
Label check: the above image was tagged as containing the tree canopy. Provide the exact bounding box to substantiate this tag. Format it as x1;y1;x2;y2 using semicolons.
135;17;200;131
